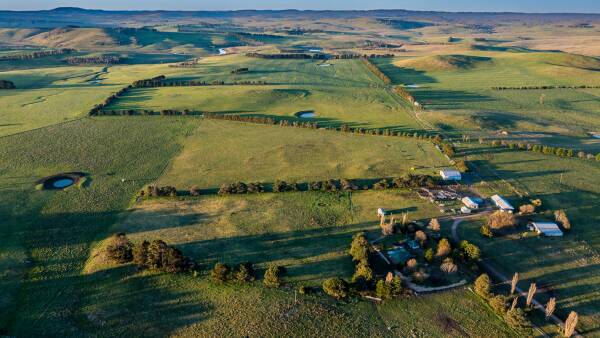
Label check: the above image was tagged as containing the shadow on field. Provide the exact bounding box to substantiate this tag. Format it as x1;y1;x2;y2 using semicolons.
415;90;496;110
372;58;437;85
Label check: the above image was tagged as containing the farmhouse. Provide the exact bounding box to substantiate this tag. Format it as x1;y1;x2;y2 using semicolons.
462;196;480;209
491;194;514;212
439;169;461;181
528;222;563;237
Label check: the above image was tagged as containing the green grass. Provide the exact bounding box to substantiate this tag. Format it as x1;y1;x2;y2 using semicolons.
0;116;196;335
155;119;447;189
457;142;600;334
373;52;600;141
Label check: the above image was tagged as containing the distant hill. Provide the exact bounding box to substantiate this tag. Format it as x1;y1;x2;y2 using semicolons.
0;7;598;28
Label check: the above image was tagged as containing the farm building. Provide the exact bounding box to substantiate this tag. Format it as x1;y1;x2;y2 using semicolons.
528;222;563;237
462;197;480;209
377;208;387;217
491;194;514;212
439;169;461;181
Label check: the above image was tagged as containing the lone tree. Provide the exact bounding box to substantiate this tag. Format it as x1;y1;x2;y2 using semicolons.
474;273;491;299
526;283;537;307
488;211;516;229
234;262;255;282
545;297;556;320
511;272;519;295
323;277;348;299
349;232;371;264
564;311;578;337
428;218;441;232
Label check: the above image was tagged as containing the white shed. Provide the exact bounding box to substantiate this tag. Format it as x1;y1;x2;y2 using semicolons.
529;222;563;237
491;194;514;212
462;197;480;209
440;169;462;181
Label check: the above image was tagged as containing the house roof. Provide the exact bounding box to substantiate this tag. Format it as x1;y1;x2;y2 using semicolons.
440;169;461;179
531;222;563;237
491;194;514;210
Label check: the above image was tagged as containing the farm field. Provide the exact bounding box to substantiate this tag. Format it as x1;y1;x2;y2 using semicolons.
155;119;447;189
456;143;600;334
374;51;600;150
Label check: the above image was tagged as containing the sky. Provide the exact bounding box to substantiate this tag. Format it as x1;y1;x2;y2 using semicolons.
0;0;599;13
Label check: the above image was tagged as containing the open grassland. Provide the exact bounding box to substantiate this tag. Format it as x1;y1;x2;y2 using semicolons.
458;143;600;334
0;117;196;335
373;51;600;143
155;119;447;189
0;65;125;136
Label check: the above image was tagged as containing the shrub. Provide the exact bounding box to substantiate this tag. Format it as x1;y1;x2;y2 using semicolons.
504;308;531;334
428;218;441;232
132;240;150;267
106;233;133;263
436;238;451;258
474;273;491;299
459;240;481;261
264;265;284;287
391;275;403;296
352;261;374;283
234;262;255;282
373;179;389;190
323;278;348;299
487;211;516;229
440;258;458;274
489;295;507;314
375;279;392;299
211;263;230;282
143;239;191;273
349;232;371;263
406;258;418;271
424;248;434;262
518;204;535;214
480;224;494;238
554;209;571;231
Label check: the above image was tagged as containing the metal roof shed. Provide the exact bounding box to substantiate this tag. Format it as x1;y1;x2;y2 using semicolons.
440;169;462;181
530;222;563;237
491;194;514;212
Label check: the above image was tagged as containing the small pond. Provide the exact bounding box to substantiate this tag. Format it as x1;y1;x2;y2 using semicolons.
295;111;316;118
52;178;75;189
405;84;421;88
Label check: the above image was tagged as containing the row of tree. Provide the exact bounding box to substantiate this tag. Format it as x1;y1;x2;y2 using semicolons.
134;79;269;88
393;85;417;104
489;139;600;162
0;80;15;89
66;55;122;65
88;85;132;116
492;85;600;90
0;48;74;61
246;52;394;60
361;58;391;85
210;262;285;287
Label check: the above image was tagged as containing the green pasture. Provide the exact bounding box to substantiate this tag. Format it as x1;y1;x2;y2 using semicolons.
373;51;600;138
155;119;447;189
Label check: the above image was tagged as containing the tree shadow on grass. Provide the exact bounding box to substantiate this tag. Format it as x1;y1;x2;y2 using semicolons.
414;90;497;110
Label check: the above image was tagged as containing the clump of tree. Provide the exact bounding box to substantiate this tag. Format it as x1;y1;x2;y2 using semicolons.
436;238;452;258
361;57;391;84
231;67;249;74
234;262;256;282
487;210;516;230
393;174;438;189
458;240;481;261
474;273;492;299
218;182;264;194
375;272;403;299
323;277;349;299
272;180;298;193
211;262;230;282
308;179;339;192
554;209;571;231
0;48;74;61
263;265;285;287
132;75;166;88
105;235;195;274
140;185;178;197
0;80;16;89
519;204;535;214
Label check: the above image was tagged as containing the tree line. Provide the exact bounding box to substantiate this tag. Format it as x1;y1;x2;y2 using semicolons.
492;85;600;90
0;80;15;89
133;79;268;88
393;86;417;105
66;55;122;65
361;58;391;85
0;48;74;61
246;52;394;60
487;139;600;162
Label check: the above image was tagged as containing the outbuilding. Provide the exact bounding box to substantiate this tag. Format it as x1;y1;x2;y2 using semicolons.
462;197;480;209
440;169;462;181
377;208;387;217
491;194;514;212
528;222;563;237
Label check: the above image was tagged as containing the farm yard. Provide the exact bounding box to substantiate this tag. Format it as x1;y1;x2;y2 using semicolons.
1;7;600;338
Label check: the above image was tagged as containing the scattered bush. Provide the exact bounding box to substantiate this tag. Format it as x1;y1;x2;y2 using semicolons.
474;273;491;299
264;265;285;288
323;277;349;299
489;295;507;314
234;262;255;282
424;248;434;262
480;224;494;238
211;262;230;282
458;240;481;261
